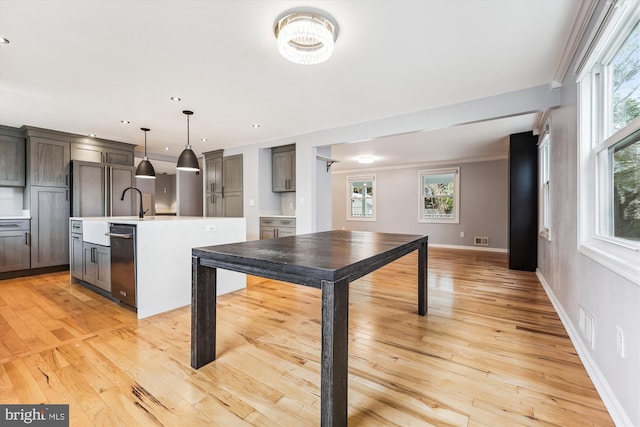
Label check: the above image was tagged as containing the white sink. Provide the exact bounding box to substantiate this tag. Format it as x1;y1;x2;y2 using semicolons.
83;221;110;246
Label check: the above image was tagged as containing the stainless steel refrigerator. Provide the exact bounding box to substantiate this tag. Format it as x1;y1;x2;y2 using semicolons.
71;160;135;217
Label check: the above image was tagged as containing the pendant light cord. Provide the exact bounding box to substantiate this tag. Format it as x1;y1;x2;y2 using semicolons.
186;114;191;149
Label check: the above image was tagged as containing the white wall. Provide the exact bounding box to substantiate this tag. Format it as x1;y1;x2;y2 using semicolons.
538;71;639;426
332;159;508;249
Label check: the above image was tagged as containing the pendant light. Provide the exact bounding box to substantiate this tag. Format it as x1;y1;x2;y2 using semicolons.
135;127;156;179
176;110;200;171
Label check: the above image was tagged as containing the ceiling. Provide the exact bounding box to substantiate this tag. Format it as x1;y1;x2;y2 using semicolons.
0;0;581;172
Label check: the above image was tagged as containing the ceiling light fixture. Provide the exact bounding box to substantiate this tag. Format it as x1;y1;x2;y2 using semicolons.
274;9;338;65
358;156;374;164
135;127;156;179
201;137;207;142
170;96;182;101
0;37;9;44
89;133;96;137
121;120;130;124
176;110;200;171
252;123;261;128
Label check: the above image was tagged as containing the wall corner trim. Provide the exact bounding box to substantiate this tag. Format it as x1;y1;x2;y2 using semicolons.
535;269;632;427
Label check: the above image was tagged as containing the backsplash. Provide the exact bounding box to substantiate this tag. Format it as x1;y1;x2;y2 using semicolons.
0;187;24;216
281;192;296;216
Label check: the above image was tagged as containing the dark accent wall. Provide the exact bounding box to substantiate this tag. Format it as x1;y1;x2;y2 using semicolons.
508;131;538;271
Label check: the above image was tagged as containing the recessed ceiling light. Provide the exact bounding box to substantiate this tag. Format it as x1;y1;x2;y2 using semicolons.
89;133;96;137
0;37;9;44
358;156;374;164
170;97;182;101
164;147;170;151
201;138;208;142
252;123;261;128
121;120;130;124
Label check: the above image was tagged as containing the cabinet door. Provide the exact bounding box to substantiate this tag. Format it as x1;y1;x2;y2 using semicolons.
260;227;276;240
95;245;111;291
277;227;296;238
205;156;223;217
272;151;292;192
0;134;26;186
222;192;243;218
109;165;135;216
70;233;83;279
72;161;106;217
223;155;243;193
31;186;70;268
0;230;30;272
105;148;133;166
71;144;103;163
83;243;97;285
30;138;70;187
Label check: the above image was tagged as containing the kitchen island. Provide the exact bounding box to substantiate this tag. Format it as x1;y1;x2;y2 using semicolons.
70;216;246;319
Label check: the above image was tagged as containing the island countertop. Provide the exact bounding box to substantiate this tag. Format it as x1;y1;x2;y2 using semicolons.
71;216;247;318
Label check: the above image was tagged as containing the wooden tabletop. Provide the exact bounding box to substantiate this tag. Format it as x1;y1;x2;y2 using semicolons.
192;230;428;288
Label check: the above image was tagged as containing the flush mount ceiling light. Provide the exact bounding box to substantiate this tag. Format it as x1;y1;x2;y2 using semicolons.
176;110;200;171
274;9;339;65
135;127;156;179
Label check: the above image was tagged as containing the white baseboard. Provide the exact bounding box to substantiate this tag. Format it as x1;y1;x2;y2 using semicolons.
536;269;632;427
429;243;508;253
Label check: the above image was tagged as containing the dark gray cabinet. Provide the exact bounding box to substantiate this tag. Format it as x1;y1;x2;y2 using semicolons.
30;186;69;268
29;137;70;187
82;242;111;292
260;217;296;239
0;127;26;187
204;151;243;217
71;143;134;166
71;161;135;217
0;220;30;272
272;144;296;192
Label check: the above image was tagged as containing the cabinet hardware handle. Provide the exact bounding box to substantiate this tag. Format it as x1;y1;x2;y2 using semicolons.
222;186;225;198
65;174;69;186
0;223;19;228
211;183;215;192
25;233;30;246
211;194;215;204
66;190;69;201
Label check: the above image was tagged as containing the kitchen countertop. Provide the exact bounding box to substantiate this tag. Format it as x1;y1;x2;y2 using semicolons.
260;215;296;218
71;216;224;223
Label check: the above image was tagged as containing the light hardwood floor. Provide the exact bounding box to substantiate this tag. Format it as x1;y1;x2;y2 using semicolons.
0;248;613;426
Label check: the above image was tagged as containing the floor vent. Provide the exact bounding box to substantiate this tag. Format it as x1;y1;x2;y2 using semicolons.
474;237;489;246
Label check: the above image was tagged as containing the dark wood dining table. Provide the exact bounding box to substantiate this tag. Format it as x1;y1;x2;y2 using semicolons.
190;230;428;427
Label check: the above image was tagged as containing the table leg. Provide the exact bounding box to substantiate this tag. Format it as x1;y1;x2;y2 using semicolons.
321;278;349;427
191;256;218;369
418;240;428;316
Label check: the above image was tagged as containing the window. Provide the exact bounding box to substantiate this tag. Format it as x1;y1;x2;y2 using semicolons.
347;175;375;221
539;132;551;240
578;1;640;284
419;168;460;223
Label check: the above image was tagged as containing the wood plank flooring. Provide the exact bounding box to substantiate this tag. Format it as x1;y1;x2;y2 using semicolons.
0;248;613;426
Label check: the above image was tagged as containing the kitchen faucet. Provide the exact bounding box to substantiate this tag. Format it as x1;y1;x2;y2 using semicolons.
121;187;145;218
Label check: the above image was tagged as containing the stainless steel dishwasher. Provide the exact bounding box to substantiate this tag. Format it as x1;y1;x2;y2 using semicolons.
107;224;137;308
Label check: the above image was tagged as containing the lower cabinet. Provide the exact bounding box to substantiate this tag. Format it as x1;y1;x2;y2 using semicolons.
82;242;111;292
0;220;31;272
30;186;70;268
70;233;83;279
259;217;296;239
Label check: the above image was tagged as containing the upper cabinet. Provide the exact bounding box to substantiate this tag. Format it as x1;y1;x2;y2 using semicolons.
272;144;296;192
204;150;243;218
29;137;70;188
71;143;134;166
0;126;26;187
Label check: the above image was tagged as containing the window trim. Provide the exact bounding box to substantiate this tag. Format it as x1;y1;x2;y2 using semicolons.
539;131;551;241
577;0;640;285
346;174;376;222
418;167;460;224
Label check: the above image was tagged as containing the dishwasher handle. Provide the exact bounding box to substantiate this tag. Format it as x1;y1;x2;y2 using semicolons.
105;232;132;239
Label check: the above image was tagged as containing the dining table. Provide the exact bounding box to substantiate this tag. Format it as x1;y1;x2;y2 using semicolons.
190;230;428;426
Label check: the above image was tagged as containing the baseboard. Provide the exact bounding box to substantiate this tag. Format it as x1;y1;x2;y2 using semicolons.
0;265;69;281
428;243;508;253
536;269;632;427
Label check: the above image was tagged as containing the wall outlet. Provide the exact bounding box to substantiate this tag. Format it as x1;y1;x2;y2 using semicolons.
474;236;489;246
249;199;255;207
616;326;625;358
460;231;465;237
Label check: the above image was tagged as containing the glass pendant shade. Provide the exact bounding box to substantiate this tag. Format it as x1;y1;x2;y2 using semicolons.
135;127;156;179
274;11;338;65
177;110;200;171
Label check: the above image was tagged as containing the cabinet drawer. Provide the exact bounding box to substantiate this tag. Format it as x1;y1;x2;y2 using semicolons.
260;217;277;226
71;220;83;234
277;218;296;227
0;220;30;231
